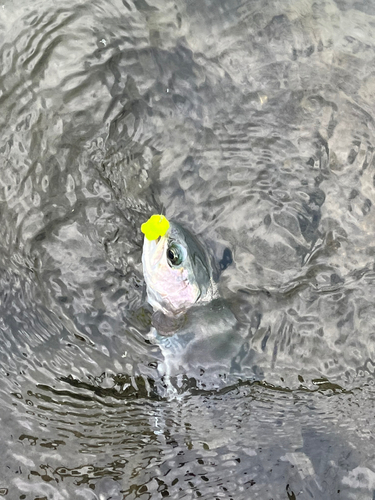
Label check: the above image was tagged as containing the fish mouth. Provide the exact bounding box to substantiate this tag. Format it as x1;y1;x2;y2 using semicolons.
142;234;168;270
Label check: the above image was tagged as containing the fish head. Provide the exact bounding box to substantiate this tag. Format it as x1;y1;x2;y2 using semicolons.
142;218;215;315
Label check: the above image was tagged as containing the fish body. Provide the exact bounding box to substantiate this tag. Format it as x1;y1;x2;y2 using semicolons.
141;217;251;391
152;298;246;388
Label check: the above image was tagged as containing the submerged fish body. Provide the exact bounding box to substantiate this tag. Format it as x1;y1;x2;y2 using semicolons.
151;298;247;389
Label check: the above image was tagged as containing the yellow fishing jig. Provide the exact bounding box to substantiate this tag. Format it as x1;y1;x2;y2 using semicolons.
141;214;170;241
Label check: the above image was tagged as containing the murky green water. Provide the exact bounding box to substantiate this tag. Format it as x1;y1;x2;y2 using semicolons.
1;0;375;498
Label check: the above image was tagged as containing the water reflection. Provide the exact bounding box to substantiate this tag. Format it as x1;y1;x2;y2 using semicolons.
6;378;375;499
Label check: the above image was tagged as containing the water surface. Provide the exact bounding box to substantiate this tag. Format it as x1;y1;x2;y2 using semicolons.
1;0;375;498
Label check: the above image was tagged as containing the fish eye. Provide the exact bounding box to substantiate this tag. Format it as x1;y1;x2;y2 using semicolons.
166;243;183;267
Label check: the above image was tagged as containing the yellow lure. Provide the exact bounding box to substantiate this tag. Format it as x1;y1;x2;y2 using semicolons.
141;214;170;241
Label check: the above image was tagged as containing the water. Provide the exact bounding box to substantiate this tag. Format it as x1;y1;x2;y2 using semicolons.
1;0;375;498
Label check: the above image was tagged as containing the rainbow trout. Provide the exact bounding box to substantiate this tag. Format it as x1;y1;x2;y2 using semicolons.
141;215;246;389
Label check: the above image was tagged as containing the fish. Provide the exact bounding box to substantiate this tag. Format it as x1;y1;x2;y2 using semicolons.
141;215;249;392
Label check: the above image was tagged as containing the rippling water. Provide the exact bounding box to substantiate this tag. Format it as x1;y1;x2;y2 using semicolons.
1;0;375;498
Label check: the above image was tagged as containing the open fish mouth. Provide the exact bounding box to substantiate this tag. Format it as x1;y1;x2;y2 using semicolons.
142;233;170;275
